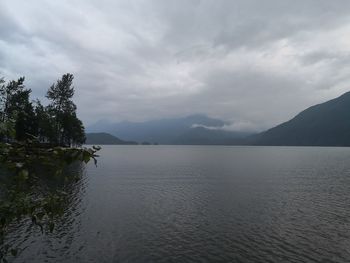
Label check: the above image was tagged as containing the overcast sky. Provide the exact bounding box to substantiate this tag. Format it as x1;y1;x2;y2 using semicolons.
1;0;350;131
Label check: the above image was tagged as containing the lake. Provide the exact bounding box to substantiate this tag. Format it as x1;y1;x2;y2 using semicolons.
6;145;350;262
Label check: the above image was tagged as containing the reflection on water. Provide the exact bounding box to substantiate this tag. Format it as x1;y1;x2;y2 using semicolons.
1;162;88;262
5;146;350;262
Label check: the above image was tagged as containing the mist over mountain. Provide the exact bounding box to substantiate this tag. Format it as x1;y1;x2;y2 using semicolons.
251;91;350;146
87;91;350;146
173;127;249;145
87;114;251;144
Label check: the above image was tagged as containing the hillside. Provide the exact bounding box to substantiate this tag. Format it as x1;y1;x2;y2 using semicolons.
87;114;250;144
251;92;350;146
85;133;137;145
87;91;350;146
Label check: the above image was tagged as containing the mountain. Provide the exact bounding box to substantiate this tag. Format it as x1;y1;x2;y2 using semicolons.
87;114;250;144
251;91;350;146
87;91;350;146
85;133;137;145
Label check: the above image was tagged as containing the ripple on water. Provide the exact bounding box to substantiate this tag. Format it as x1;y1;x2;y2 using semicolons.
5;146;350;262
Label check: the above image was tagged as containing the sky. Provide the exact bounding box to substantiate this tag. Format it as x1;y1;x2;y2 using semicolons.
1;0;350;131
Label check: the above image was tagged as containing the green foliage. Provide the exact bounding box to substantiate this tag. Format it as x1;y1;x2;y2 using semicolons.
14;102;37;141
0;138;100;261
0;73;86;146
46;73;84;146
0;77;32;142
0;73;100;261
34;100;56;143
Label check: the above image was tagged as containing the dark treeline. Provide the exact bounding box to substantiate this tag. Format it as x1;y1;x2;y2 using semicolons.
0;74;99;261
0;73;85;146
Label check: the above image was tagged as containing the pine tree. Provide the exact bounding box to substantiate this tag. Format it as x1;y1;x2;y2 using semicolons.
15;102;38;141
46;74;85;146
0;77;33;141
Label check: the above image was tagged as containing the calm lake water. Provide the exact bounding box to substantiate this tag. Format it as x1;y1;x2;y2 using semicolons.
6;145;350;262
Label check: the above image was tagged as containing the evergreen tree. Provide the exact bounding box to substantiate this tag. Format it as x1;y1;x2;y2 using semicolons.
0;77;33;141
46;74;85;146
34;100;55;143
15;102;36;141
0;74;85;146
0;77;5;121
0;77;6;140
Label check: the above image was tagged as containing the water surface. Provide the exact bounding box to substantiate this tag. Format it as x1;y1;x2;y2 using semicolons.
7;146;350;262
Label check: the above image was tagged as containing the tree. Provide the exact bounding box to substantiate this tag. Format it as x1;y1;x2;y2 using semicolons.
0;77;5;121
46;74;85;146
15;102;38;141
34;100;55;143
0;77;33;141
0;74;98;260
0;77;6;140
60;112;86;146
0;74;85;145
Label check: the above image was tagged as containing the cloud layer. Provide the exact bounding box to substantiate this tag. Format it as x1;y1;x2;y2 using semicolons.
2;0;350;131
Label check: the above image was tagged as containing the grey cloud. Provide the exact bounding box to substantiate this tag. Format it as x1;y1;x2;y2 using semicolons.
1;0;350;130
153;0;350;50
301;50;350;68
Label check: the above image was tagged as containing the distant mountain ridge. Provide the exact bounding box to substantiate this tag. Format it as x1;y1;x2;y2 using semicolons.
87;114;250;144
87;91;350;146
85;133;137;145
250;91;350;146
